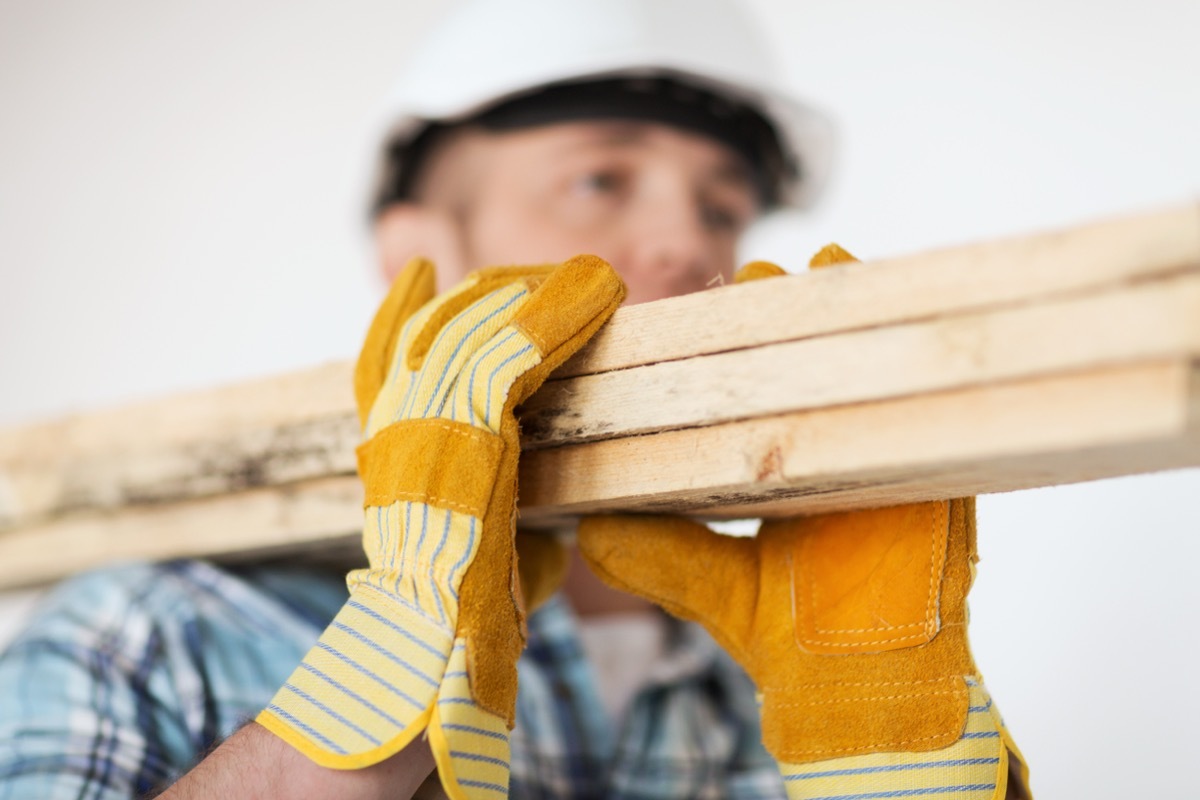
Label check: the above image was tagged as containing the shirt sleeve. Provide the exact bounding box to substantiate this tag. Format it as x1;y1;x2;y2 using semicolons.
0;560;346;799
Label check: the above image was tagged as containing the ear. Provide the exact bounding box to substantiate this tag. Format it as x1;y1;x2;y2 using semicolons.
373;204;469;290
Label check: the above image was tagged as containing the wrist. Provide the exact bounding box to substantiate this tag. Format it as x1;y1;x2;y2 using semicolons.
159;722;436;800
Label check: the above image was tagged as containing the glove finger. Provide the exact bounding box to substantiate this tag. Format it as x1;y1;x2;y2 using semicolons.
427;639;512;799
402;280;539;424
808;243;860;269
515;530;568;613
440;304;544;429
576;514;760;661
734;259;788;282
362;270;547;437
404;265;557;372
440;254;624;427
355;257;436;428
506;254;625;382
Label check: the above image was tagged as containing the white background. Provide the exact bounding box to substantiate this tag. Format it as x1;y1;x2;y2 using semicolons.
2;1;1198;796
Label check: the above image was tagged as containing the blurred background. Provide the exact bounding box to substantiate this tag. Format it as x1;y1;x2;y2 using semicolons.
1;1;1198;795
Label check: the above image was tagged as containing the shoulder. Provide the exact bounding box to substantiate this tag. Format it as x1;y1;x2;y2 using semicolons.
0;560;351;790
2;559;349;734
12;559;347;655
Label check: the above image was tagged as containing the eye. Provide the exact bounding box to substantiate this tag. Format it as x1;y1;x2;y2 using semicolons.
701;203;743;233
574;169;624;195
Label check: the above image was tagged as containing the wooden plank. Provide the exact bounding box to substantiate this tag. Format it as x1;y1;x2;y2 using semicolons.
521;271;1200;446
0;203;1198;557
0;476;365;588
558;203;1200;377
5;247;1200;530
519;360;1200;521
0;362;358;526
0;361;1194;589
2;205;1197;529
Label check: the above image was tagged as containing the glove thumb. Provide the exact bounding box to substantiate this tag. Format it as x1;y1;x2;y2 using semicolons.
576;515;761;661
353;257;436;427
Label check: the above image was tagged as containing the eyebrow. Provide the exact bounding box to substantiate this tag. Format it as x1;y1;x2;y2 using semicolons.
549;122;758;193
707;159;757;195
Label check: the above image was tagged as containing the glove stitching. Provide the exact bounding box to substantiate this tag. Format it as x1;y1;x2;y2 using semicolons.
806;621;930;634
512;319;547;356
375;494;482;516
800;503;944;645
796;636;937;648
926;501;947;639
771;688;960;708
364;419;497;448
779;729;963;757
397;419;494;441
764;676;958;691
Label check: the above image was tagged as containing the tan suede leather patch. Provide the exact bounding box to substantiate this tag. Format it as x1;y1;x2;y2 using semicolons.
762;675;968;758
510;254;627;358
356;418;501;517
794;502;949;654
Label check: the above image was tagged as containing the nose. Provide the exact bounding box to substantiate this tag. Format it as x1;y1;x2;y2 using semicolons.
616;190;720;304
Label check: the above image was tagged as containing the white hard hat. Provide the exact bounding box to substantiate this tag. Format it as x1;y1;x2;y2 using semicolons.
371;0;835;210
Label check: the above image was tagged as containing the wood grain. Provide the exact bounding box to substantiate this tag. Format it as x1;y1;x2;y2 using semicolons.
1;204;1198;588
519;360;1199;521
558;203;1200;377
0;361;1194;589
4;205;1198;528
520;272;1200;446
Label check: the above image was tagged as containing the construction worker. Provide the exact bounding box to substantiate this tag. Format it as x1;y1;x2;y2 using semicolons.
0;1;1028;798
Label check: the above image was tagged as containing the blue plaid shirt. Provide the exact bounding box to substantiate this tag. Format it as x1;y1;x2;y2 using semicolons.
0;560;784;798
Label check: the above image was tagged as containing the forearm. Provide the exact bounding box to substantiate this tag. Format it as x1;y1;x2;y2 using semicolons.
158;722;436;800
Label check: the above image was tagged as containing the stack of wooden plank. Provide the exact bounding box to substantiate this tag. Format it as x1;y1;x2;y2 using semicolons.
1;205;1197;589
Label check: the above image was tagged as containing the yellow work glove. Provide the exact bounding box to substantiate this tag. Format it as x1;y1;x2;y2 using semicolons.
259;254;624;798
577;251;1031;800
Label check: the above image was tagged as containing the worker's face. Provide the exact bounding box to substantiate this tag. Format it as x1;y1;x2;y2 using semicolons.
378;121;761;305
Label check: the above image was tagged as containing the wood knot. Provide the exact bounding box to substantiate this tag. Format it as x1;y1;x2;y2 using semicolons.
756;445;784;482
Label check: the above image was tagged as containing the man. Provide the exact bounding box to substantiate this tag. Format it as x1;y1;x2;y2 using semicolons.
0;1;1027;798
